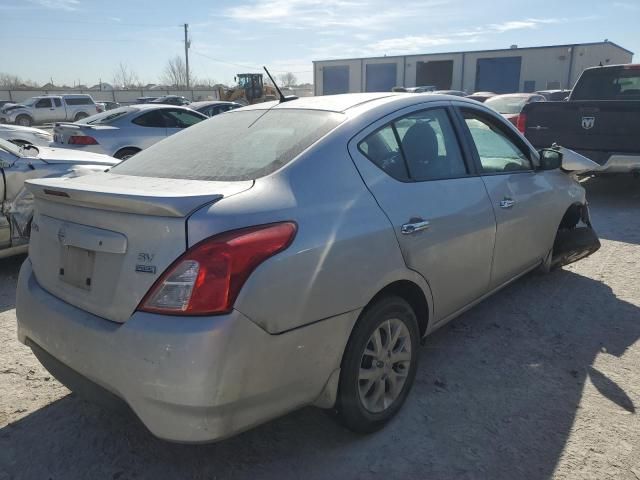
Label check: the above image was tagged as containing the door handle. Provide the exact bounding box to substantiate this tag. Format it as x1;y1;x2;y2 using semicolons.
401;219;430;235
500;198;515;209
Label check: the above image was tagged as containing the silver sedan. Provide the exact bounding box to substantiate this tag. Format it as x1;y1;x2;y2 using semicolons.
51;104;207;159
17;93;600;443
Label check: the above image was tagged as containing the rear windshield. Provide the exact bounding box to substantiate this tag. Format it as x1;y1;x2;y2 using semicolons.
485;96;528;114
80;107;133;124
572;67;640;100
112;109;345;181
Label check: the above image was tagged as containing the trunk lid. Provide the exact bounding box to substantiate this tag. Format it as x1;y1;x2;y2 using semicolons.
52;123;116;146
26;172;253;323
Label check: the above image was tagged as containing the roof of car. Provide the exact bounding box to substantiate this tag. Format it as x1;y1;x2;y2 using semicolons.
189;100;242;108
487;93;541;98
241;93;399;113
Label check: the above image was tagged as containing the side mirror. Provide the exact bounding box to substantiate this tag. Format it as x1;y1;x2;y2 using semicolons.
538;148;562;170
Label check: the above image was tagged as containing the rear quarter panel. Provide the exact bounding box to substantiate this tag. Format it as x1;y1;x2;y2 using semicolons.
187;130;434;334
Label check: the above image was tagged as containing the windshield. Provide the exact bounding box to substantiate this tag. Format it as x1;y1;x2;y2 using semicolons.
79;107;133;125
572;67;640;100
21;97;38;107
485;96;528;114
112;109;345;181
0;138;22;157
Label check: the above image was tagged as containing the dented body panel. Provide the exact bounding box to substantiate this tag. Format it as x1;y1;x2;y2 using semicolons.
0;142;118;257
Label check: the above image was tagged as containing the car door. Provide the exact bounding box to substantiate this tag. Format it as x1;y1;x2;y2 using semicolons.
33;98;55;123
457;106;556;288
349;104;496;323
161;109;206;137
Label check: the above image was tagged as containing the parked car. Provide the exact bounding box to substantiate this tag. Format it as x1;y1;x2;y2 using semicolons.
189;100;243;117
16;93;600;443
484;93;546;128
0;138;117;259
535;89;571;101
0;95;100;127
136;97;158;104
101;101;121;111
431;90;467;97
392;86;437;93
51;104;207;159
522;64;640;174
0;124;53;146
466;91;497;102
150;95;191;106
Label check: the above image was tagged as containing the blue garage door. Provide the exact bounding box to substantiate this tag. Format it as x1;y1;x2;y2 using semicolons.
475;57;522;93
323;66;350;95
366;63;397;92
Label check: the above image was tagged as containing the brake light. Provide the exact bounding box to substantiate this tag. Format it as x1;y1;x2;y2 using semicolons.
68;135;99;145
139;222;297;315
516;112;527;134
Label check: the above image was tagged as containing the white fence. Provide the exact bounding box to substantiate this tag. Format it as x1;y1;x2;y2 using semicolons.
0;89;221;105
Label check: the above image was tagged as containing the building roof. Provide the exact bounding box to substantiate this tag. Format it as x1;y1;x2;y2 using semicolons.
313;41;634;63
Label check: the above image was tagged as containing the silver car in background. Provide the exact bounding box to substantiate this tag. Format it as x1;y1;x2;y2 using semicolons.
51;104;207;159
17;93;599;443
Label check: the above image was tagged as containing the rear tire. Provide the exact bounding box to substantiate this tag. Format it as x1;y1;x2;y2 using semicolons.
336;296;419;433
15;115;32;127
74;112;88;122
113;147;140;160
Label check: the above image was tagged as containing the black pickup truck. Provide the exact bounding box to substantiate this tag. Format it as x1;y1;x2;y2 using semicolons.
521;64;640;175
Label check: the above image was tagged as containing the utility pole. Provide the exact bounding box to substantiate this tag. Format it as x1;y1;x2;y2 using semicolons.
184;23;190;90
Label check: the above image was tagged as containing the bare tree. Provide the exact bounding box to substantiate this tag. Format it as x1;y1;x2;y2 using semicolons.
161;55;195;89
0;72;38;89
112;62;140;89
277;72;297;87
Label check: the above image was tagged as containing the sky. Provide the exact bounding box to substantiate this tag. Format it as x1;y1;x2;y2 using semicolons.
0;0;638;87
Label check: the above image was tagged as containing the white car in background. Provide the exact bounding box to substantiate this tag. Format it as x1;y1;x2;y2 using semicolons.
0;124;53;147
52;104;208;159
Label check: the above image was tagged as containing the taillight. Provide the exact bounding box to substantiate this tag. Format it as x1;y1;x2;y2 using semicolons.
139;222;297;315
68;135;99;145
516;112;527;134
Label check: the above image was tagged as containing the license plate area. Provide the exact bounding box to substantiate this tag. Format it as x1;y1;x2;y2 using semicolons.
59;246;95;290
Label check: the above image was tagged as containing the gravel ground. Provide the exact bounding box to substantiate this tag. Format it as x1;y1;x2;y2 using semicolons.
1;176;639;480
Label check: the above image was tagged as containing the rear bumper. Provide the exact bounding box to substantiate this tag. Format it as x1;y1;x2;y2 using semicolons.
16;259;355;442
574;150;640;174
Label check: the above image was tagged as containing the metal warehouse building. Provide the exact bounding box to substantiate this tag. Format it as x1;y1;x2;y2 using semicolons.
313;41;633;95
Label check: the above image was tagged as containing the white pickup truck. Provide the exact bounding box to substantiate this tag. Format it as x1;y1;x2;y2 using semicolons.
0;94;101;127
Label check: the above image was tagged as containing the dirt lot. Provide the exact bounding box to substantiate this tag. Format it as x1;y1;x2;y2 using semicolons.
1;176;639;480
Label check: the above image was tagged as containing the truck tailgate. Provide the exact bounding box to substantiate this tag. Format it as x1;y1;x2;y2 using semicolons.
523;100;640;164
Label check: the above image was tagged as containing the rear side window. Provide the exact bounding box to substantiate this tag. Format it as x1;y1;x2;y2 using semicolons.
132;110;167;128
54;98;62;107
65;97;94;105
113;109;344;181
359;108;467;181
572;67;640;100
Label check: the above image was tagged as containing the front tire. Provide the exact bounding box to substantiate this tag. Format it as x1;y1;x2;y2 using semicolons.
15;115;32;127
336;296;419;433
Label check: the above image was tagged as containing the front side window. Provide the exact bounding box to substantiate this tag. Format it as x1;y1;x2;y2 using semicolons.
161;109;205;128
462;111;532;173
359;108;467;181
35;99;52;108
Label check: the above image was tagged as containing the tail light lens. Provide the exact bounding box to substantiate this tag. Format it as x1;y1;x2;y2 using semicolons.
516;112;527;134
139;222;297;315
68;135;99;145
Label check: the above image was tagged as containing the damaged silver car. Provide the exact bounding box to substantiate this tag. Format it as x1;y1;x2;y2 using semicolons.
0;139;118;258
